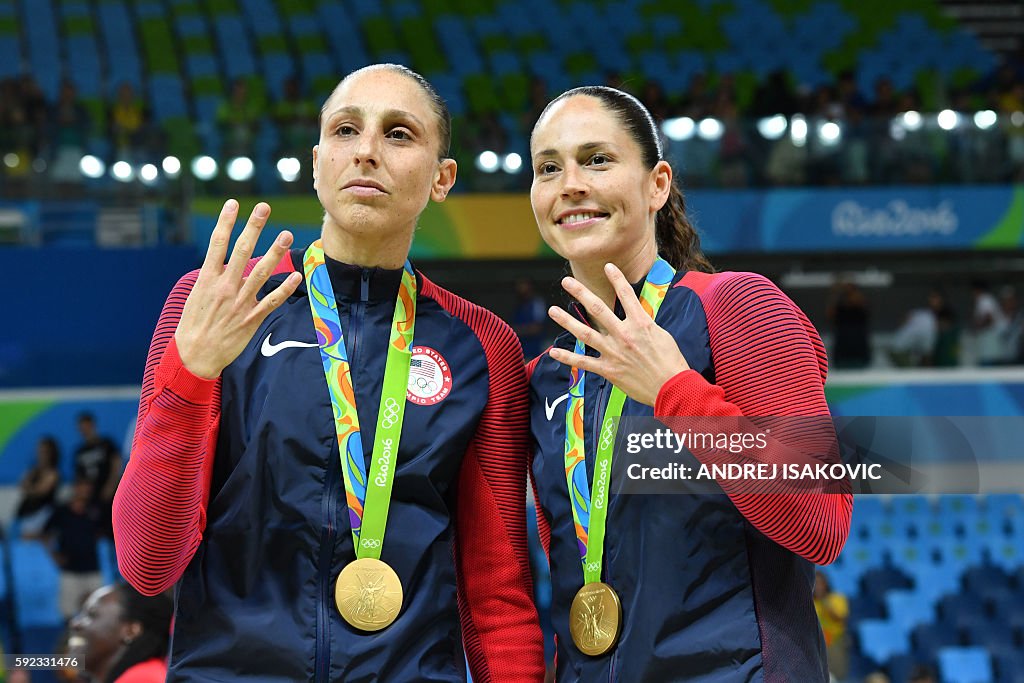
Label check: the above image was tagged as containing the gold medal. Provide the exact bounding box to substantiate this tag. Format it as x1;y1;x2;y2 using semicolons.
569;582;622;656
335;557;404;631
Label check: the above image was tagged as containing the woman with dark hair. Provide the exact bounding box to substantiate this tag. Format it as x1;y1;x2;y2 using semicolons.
113;63;543;680
526;86;852;681
15;435;61;537
68;584;172;683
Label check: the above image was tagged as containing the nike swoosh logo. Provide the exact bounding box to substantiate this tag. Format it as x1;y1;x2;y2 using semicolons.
545;393;569;421
261;334;319;357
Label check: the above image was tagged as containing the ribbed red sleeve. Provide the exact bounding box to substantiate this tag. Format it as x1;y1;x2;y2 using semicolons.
655;271;852;566
113;257;287;595
423;276;545;683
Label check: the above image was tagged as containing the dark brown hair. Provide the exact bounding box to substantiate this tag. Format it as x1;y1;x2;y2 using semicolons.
533;86;714;273
320;63;452;161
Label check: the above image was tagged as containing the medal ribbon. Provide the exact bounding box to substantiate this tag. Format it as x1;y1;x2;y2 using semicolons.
304;240;416;560
563;258;675;584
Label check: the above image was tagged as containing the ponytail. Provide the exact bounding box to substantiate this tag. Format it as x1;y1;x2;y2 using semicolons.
656;183;714;274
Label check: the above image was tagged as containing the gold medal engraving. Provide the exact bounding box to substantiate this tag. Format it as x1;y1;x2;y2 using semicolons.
569;582;622;656
335;557;404;631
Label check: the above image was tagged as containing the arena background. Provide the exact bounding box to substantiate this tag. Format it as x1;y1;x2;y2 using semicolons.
1;0;1023;681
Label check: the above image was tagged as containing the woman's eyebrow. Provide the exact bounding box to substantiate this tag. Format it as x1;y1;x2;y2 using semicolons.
535;141;612;158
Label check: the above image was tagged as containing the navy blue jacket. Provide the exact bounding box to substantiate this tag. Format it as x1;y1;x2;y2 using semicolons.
115;250;544;682
529;270;836;682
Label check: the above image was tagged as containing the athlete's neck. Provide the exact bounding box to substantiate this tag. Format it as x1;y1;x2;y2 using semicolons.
321;220;413;269
569;238;657;312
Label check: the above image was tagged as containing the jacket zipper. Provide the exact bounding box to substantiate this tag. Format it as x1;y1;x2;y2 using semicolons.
315;271;370;682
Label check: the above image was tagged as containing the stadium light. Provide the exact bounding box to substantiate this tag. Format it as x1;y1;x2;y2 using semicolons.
662;117;695;141
79;155;105;178
901;111;923;131
756;115;787;140
112;160;133;182
890;119;907;141
475;150;499;173
277;157;301;182
501;152;522;174
3;153;18;169
974;110;997;130
139;163;159;184
162;156;181;178
192;155;218;181
937;109;960;131
1013;111;1024;127
819;121;842;146
790;115;808;147
32;158;46;173
696;117;723;141
226;157;254;182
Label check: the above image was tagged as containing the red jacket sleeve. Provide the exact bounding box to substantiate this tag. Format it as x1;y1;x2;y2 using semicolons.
113;257;278;595
429;281;544;682
525;354;552;561
655;271;852;566
112;269;221;596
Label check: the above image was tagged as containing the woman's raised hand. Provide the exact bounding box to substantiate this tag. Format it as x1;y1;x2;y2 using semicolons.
547;263;690;406
174;199;303;379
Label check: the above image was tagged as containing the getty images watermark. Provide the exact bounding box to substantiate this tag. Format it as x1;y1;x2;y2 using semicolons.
607;416;1020;496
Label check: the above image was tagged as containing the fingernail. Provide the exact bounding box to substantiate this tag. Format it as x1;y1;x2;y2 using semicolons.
276;233;290;246
255;204;269;218
224;198;238;212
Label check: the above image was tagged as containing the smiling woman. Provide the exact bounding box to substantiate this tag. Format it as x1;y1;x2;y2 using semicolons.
526;86;852;682
112;64;544;682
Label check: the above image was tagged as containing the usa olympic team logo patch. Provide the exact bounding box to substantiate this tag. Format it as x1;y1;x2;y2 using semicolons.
407;346;453;405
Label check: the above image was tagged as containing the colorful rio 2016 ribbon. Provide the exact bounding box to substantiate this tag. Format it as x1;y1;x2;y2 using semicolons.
304;240;416;560
563;257;675;584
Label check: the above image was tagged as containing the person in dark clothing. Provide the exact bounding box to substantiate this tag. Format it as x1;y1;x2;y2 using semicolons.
73;413;122;539
828;280;871;369
15;435;61;537
46;478;103;619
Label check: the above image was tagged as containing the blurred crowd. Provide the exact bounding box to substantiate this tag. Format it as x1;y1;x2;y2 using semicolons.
2;52;1022;191
828;279;1024;370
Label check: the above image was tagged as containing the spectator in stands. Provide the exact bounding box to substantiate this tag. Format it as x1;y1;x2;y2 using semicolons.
971;279;1009;365
999;285;1024;364
889;290;940;367
813;571;849;681
109;83;145;158
68;583;173;683
216;78;261;157
863;673;890;683
45;477;103;620
14;434;61;538
750;69;799;119
933;296;961;367
73;412;122;539
73;411;121;540
828;279;871;368
511;278;548;359
50;79;91;183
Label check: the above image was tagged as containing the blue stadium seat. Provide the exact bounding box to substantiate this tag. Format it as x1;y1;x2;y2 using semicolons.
240;0;282;36
858;619;910;665
961;619;1016;653
186;54;219;79
21;0;61;99
937;495;981;520
892;495;933;519
938;646;993;683
10;540;62;628
213;15;257;80
912;622;960;660
149;74;190;122
97;1;143;95
175;14;207;38
889;540;934;575
886;589;936;637
986;494;1024;521
316;3;369;73
940;594;987;630
908;564;960;605
67;35;103;98
962;565;1013;596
